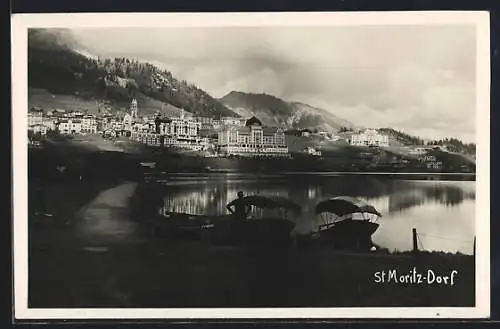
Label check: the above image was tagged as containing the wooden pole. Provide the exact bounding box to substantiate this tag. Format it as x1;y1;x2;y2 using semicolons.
412;228;418;253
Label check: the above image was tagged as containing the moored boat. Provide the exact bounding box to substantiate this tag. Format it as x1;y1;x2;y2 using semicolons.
313;196;382;250
150;211;215;241
203;195;300;247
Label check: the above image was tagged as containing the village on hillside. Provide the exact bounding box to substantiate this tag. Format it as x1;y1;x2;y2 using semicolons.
27;98;476;173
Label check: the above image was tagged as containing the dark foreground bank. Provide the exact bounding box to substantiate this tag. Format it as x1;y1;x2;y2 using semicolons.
29;236;475;308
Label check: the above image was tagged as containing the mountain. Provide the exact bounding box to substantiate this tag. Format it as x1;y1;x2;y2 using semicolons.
219;91;355;132
28;29;239;118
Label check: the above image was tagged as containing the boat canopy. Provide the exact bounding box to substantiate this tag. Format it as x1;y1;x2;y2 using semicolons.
231;195;302;213
315;196;382;217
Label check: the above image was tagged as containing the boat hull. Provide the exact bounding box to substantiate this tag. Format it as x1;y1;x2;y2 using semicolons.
316;220;379;250
241;219;296;247
149;213;213;241
203;217;296;247
149;213;296;247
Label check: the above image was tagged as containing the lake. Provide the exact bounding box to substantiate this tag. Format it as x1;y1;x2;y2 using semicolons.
159;173;476;254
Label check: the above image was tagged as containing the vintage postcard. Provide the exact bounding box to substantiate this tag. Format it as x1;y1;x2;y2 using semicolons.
11;11;490;320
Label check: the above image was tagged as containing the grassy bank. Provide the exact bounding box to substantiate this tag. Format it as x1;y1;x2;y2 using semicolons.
28;180;124;305
28;236;475;308
140;149;476;177
27;139;128;306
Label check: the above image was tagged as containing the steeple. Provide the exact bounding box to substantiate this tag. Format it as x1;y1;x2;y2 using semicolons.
130;98;138;119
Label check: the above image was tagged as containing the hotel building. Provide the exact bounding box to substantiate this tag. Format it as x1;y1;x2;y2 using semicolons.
28;108;44;126
218;116;289;156
57;118;83;135
130;113;204;149
349;129;389;147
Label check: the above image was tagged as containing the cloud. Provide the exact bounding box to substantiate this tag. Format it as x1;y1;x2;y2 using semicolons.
69;25;477;142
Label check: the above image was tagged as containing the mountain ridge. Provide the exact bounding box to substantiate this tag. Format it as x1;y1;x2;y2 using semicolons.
219;91;356;132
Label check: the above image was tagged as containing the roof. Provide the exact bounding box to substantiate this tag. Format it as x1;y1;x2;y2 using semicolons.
315;196;382;217
198;129;213;137
230;195;301;212
236;127;251;134
263;127;281;134
245;116;263;127
155;116;172;123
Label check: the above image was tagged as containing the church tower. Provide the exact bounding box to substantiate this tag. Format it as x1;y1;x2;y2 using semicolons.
130;98;138;120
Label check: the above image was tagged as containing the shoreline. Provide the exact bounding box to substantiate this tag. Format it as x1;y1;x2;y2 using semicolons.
157;171;476;182
28;136;476;182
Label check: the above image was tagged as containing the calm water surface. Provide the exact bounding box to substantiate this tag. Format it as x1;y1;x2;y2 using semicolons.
160;174;476;254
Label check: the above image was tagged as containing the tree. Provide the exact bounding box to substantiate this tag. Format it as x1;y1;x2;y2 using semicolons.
338;126;352;133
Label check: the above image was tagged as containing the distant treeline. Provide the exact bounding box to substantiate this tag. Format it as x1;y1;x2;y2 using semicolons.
221;91;292;117
378;128;475;154
427;138;476;155
378;128;426;146
28;30;237;118
338;127;354;133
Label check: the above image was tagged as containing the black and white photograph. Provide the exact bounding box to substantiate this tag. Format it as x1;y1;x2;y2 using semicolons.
12;11;490;319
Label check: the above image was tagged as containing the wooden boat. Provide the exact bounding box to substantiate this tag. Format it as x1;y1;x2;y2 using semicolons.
149;212;215;241
202;195;300;247
313;196;382;250
149;194;300;246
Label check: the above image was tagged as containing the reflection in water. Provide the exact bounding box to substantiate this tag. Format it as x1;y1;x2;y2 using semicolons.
161;175;476;254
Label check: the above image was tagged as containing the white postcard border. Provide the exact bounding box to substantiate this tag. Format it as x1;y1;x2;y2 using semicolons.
11;11;491;320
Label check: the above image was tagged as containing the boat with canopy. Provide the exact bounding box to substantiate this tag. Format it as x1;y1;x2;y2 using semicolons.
205;195;300;247
313;196;382;250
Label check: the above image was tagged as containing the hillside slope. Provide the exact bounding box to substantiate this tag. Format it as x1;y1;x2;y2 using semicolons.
28;28;238;118
219;91;355;132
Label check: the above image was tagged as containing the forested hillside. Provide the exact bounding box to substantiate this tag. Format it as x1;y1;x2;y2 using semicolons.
28;29;238;118
378;128;475;155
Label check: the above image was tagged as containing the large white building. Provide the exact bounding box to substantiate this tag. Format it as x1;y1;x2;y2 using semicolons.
57;118;82;135
161;116;201;140
349;129;389;147
28;106;99;136
132;132;162;146
28;108;65;135
130;114;204;149
218;116;288;156
28;108;44;126
81;115;98;134
29;124;49;136
195;116;215;130
221;117;247;126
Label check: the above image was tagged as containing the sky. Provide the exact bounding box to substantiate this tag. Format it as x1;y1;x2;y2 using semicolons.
69;25;477;142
